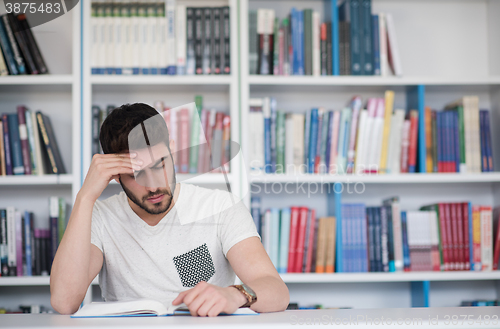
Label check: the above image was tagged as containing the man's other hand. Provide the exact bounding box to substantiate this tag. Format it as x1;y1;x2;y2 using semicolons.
172;281;247;317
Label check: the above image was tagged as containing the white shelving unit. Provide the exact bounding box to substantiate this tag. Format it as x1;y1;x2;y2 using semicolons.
80;0;243;305
0;3;81;312
2;0;500;313
239;0;500;309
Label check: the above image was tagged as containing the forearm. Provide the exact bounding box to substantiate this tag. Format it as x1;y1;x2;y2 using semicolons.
50;192;96;313
244;275;289;313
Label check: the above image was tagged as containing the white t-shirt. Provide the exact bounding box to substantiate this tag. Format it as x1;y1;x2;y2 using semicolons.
91;183;259;305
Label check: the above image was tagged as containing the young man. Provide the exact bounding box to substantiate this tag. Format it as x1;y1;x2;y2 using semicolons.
50;103;289;316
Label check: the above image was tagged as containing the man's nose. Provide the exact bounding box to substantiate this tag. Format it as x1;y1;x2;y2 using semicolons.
143;170;157;190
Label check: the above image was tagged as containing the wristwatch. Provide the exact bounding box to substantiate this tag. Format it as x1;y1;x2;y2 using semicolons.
230;284;257;307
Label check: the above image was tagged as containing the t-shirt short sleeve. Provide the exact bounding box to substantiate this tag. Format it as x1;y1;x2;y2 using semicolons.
217;195;260;256
91;204;104;252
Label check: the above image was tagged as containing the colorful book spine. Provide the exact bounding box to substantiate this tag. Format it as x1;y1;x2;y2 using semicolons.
295;207;309;272
346;97;362;174
16;106;32;175
15;210;23;276
7;114;24;175
328;111;340;174
23;211;32;276
269;208;280;269
36;112;66;174
276;111;286;173
360;0;373;75
349;0;361;75
270;98;277;172
0;17;19;75
304;209;317;272
407;110;419;173
3;14;26;74
278;208;291;273
401;211;411;271
287;207;300;272
0;209;8;276
379;91;394;173
250;197;261;235
185;7;195;75
6;207;16;275
471;205;482;271
463;203;471;270
480;206;493;271
336;108;352;174
371;15;380;75
2;114;13;175
222;6;230;74
263;98;272;173
49;197;59;268
201;8;212;75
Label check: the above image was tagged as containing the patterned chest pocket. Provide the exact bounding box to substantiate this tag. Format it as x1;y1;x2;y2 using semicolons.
173;243;215;287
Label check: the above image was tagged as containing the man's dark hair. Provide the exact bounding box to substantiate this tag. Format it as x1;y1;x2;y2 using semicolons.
100;103;170;154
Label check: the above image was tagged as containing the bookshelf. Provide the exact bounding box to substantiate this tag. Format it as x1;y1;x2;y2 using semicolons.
80;0;243;305
0;3;81;312
2;0;500;313
239;0;500;309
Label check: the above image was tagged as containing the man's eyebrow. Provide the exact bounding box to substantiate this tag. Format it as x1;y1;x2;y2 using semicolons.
149;157;166;168
134;157;167;174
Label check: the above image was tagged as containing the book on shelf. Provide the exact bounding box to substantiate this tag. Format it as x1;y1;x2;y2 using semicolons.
0;13;48;76
0;197;66;277
248;94;494;175
1;304;50;314
249;0;401;76
92;97;231;175
71;299;257;318
460;300;498;307
90;1;230;76
252;199;500;273
0;108;66;176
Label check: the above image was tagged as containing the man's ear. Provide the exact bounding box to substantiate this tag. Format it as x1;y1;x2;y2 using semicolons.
169;138;175;151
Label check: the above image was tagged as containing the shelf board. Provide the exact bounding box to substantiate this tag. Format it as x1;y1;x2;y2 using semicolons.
91;75;233;85
280;271;500;283
248;75;500;86
108;173;232;185
3;272;497;285
0;276;99;286
0;174;74;186
249;173;500;184
0;75;73;85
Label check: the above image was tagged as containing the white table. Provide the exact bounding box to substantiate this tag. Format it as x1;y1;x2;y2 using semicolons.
0;307;499;329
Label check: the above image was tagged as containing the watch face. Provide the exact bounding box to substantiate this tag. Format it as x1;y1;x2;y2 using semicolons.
241;284;256;298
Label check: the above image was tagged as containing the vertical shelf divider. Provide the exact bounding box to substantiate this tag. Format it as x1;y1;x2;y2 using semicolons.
410;281;430;307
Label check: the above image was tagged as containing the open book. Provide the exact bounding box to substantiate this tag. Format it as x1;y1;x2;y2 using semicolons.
71;299;258;318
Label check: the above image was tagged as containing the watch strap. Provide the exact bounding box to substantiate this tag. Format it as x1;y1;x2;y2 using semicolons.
230;284;257;307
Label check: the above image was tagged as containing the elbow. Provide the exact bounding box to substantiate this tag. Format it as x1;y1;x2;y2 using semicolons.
50;282;84;315
51;295;80;315
278;282;290;312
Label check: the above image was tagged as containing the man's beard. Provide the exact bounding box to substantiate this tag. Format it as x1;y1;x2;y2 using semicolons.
120;180;175;215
